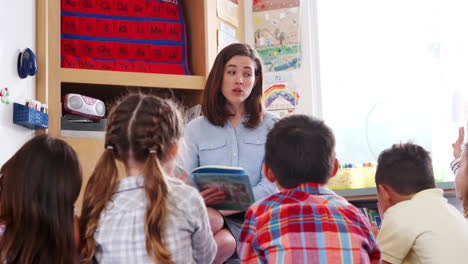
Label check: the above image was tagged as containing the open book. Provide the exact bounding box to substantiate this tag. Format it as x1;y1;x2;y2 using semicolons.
191;165;255;211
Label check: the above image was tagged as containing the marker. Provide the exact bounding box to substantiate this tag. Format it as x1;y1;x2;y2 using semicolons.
41;104;48;114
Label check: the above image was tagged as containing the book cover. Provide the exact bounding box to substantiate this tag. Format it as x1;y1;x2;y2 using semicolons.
191;165;255;211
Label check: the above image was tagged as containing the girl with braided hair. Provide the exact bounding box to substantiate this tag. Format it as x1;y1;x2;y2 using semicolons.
79;94;216;264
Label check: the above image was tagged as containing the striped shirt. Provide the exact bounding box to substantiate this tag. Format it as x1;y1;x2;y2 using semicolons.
94;175;216;264
238;182;381;264
451;157;461;175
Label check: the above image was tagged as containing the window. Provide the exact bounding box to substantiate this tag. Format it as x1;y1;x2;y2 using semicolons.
313;0;468;181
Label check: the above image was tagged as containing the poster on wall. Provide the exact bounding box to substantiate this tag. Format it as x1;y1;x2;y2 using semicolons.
263;83;299;118
252;1;302;116
252;0;301;72
217;0;240;27
218;22;239;52
218;30;239;52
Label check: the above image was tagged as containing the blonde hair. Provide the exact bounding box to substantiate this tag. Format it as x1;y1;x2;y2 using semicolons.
79;94;183;263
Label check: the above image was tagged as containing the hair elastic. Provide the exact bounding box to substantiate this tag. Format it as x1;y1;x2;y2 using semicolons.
149;149;156;154
106;145;114;150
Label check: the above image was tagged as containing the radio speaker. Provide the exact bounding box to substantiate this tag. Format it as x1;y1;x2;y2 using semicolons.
63;93;105;118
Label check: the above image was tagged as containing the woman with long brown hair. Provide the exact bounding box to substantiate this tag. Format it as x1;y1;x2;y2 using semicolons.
0;135;82;264
183;43;279;263
79;94;216;264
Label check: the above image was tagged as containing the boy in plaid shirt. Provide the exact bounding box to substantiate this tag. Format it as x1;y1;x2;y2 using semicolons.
238;115;381;264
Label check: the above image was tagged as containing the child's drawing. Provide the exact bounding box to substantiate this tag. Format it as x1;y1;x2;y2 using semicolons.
253;0;301;72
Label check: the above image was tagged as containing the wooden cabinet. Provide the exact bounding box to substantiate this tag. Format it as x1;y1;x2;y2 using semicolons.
35;0;245;208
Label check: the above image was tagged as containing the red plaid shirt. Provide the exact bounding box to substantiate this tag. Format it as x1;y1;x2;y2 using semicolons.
238;182;381;263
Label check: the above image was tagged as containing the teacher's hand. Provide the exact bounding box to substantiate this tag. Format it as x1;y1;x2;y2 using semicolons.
200;186;226;205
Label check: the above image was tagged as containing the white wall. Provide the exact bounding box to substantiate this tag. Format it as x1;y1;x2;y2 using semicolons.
0;0;37;165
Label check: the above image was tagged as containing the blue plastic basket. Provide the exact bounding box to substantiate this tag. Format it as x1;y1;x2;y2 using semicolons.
13;103;48;130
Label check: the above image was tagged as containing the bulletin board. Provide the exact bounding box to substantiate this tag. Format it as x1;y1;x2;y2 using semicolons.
0;0;36;165
60;0;191;75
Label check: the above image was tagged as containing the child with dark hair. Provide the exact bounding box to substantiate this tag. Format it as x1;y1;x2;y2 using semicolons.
375;142;468;264
238;115;380;263
0;135;82;264
79;94;216;264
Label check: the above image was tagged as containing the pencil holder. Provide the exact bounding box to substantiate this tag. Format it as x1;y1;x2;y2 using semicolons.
13;103;48;130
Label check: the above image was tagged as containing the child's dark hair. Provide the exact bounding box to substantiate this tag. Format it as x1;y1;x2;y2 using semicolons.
80;93;183;264
265;114;336;188
0;135;82;264
375;142;435;195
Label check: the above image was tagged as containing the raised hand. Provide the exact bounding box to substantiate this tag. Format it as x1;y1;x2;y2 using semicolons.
452;127;465;159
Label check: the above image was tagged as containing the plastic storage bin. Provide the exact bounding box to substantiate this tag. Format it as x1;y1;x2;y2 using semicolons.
328;164;376;190
13;103;48;130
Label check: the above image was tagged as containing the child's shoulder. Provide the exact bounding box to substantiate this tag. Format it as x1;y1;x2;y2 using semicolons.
249;190;315;212
247;192;288;212
251;190;362;215
168;176;196;191
248;191;366;224
167;177;203;204
385;197;432;219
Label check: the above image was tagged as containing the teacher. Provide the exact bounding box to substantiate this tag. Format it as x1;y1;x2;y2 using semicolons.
183;43;278;263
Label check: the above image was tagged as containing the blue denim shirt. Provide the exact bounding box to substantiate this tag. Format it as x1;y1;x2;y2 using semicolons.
182;112;279;200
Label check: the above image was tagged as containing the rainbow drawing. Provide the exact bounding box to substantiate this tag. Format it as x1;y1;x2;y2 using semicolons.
263;84;300;109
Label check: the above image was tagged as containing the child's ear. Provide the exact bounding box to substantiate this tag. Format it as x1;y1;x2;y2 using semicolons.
262;163;276;183
167;143;179;160
329;159;339;179
377;184;393;213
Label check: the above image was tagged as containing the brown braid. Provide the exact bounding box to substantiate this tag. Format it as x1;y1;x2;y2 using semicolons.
79;148;118;262
79;94;183;263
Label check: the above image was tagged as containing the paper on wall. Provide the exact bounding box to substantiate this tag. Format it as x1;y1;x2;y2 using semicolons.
217;0;239;27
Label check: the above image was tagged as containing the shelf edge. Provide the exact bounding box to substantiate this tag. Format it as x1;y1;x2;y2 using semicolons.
60;68;206;90
334;181;456;200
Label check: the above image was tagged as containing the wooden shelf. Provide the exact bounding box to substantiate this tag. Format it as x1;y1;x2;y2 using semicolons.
61;68;206;90
334;188;379;201
36;0;246;210
335;181;456;201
